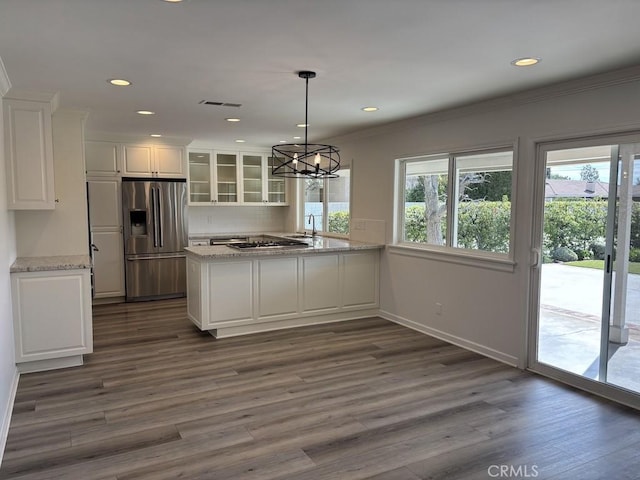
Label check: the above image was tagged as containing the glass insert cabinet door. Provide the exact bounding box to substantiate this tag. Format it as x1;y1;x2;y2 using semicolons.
188;151;212;204
267;156;286;203
242;154;263;203
216;152;237;203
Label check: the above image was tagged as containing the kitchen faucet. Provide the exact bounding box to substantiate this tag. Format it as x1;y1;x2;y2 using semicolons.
308;214;317;236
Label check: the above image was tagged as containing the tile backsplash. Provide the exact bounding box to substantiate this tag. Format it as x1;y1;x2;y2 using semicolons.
187;206;288;235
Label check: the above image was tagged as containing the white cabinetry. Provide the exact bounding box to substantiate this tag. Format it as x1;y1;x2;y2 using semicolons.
302;255;340;312
3;97;55;209
187;149;287;205
87;177;125;298
258;257;298;317
11;269;93;372
85;141;120;176
209;261;254;323
187;249;380;337
123;144;185;178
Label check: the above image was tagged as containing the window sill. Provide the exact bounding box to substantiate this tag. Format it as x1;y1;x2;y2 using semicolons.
387;243;516;273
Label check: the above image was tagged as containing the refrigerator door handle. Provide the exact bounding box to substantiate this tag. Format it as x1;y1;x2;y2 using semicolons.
157;186;164;247
150;187;158;248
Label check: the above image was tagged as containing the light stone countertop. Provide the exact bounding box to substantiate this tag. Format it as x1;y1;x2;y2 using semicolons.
185;234;383;259
10;255;92;273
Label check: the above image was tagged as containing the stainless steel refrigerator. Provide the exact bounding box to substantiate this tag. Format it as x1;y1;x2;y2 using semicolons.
122;178;187;301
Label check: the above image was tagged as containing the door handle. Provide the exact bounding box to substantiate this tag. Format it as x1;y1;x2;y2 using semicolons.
91;243;100;252
530;248;541;268
157;187;164;247
151;188;158;247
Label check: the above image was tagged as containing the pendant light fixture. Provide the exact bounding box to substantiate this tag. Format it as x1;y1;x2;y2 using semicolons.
271;71;340;178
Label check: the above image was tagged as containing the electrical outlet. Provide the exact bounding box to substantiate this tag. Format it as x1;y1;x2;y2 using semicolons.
435;302;443;315
354;220;365;230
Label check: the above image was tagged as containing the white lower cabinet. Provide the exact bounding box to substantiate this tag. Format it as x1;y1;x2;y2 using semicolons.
11;269;93;372
258;257;298;317
302;255;340;313
342;251;379;308
209;261;254;324
187;250;380;337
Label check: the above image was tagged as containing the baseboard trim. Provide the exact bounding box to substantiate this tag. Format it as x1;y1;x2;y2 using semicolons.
0;368;19;468
379;309;520;368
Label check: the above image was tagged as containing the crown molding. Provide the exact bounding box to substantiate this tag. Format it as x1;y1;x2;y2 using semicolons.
329;64;640;145
85;131;192;146
0;57;11;97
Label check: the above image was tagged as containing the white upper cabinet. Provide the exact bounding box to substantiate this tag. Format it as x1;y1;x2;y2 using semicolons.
187;148;287;206
188;150;213;204
3;97;55;209
123;144;185;178
155;145;185;177
85;141;120;176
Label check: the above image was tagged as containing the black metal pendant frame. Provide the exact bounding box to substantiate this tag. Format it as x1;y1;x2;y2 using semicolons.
271;71;340;179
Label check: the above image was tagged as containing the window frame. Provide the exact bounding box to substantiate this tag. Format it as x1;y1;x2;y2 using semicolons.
394;144;517;269
299;166;352;238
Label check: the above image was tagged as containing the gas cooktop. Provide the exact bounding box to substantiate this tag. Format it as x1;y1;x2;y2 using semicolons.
228;239;310;249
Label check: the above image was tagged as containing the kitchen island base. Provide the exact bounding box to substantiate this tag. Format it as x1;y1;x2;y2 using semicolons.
186;248;380;338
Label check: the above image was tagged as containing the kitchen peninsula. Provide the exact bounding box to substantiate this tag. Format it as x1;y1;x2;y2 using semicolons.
185;235;383;338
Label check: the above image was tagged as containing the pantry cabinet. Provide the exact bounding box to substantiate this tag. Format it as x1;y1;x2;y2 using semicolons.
87;177;125;298
85;141;120;176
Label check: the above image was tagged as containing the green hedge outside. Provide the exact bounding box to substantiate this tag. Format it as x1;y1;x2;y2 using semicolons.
328;211;350;234
403;199;622;258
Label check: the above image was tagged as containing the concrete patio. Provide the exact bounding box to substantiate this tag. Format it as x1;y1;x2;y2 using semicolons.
538;263;640;393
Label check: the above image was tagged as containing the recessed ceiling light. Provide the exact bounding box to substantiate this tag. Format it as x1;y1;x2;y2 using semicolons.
136;110;155;115
293;136;302;140
108;79;131;86
226;118;240;122
150;134;162;137
163;0;183;3
362;106;379;112
297;123;309;128
279;140;287;143
235;139;246;143
511;57;541;67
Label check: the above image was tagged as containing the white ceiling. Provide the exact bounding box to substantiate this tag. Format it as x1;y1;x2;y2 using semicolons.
2;0;640;149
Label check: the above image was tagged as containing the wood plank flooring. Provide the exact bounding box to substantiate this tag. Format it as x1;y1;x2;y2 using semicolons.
2;299;640;479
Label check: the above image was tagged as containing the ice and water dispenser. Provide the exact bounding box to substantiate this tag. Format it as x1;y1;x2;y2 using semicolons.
130;211;147;236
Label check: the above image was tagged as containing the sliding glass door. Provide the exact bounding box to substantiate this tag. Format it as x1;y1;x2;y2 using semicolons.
531;141;640;402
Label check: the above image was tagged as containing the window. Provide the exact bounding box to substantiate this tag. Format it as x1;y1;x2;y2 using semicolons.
398;148;513;255
303;168;351;235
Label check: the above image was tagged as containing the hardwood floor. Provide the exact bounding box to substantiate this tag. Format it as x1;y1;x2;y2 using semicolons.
2;299;640;479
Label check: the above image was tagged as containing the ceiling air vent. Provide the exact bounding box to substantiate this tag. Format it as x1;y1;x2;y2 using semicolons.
198;100;242;108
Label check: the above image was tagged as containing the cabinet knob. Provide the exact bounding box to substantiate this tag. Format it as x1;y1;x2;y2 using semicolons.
55;198;60;203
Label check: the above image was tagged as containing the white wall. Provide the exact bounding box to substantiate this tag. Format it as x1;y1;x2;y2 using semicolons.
327;66;640;367
0;62;17;466
188;205;289;235
14;110;89;257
